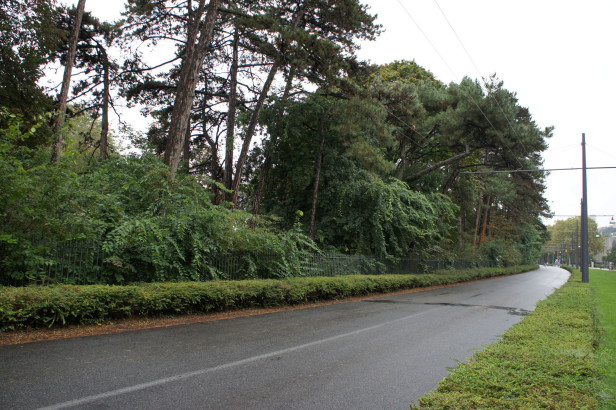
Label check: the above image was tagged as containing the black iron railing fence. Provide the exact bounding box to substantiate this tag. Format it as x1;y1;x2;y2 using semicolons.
38;238;106;285
1;238;493;286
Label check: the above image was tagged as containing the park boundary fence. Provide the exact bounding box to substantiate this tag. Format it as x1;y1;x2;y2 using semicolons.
295;253;489;277
2;238;493;286
4;238;106;286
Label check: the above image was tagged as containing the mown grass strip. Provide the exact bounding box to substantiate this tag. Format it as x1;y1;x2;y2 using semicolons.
590;268;616;408
412;267;601;409
0;265;535;332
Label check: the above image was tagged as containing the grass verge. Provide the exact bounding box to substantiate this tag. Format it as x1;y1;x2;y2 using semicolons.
590;268;616;408
0;265;535;332
412;267;601;409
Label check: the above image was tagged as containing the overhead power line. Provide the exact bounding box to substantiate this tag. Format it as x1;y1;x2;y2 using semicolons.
460;166;616;174
431;0;531;156
394;0;526;169
394;0;457;77
460;167;616;174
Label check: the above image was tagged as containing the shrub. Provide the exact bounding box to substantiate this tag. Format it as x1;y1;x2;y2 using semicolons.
0;265;536;331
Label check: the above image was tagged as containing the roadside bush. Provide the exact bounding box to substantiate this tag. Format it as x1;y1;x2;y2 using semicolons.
0;265;536;331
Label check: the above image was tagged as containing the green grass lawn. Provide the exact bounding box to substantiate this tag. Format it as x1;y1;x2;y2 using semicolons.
412;268;602;409
590;268;616;408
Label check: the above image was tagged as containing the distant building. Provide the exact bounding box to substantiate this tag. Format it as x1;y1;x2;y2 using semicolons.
598;234;616;263
604;234;616;254
606;234;616;253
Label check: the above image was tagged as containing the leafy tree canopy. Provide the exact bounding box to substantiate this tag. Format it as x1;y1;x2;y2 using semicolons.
0;0;62;144
547;217;603;256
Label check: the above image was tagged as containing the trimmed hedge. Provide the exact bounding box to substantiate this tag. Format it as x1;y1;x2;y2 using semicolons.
0;265;536;331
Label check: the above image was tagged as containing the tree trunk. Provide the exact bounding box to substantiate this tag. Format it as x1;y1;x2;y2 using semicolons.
479;195;492;243
100;46;109;160
223;28;239;201
253;66;296;214
441;164;460;194
230;3;306;206
164;0;221;180
405;145;470;184
281;66;296;103
473;191;483;246
309;108;330;239
396;135;409;180
51;0;86;164
253;157;271;214
183;119;191;172
458;216;463;248
230;60;280;206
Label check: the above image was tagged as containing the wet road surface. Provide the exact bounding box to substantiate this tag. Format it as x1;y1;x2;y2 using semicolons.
0;266;569;410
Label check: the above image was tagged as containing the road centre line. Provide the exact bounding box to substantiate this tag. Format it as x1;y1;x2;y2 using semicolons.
38;304;447;409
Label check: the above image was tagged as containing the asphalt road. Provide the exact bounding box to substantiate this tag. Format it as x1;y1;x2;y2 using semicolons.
0;266;569;410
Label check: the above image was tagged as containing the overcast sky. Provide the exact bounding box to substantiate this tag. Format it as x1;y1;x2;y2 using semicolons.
62;0;616;228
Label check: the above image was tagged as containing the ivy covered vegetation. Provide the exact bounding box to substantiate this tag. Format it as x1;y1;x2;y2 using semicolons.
1;110;317;283
1;1;551;285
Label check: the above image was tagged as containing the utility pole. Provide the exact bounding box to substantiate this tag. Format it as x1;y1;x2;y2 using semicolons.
575;219;580;269
581;133;589;283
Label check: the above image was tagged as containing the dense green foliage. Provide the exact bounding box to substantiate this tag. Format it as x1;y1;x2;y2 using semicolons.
0;1;551;282
336;177;456;257
413;267;601;409
0;111;317;284
256;93;458;257
0;265;535;331
590;268;616;408
0;0;60;137
255;66;550;262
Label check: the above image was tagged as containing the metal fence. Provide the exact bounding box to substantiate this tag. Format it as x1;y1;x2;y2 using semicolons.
2;238;493;286
306;254;491;275
3;239;107;286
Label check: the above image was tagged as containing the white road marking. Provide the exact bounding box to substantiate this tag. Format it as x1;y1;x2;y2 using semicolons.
37;306;444;409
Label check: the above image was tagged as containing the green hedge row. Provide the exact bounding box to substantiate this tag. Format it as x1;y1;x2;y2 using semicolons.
0;265;536;331
412;266;600;408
